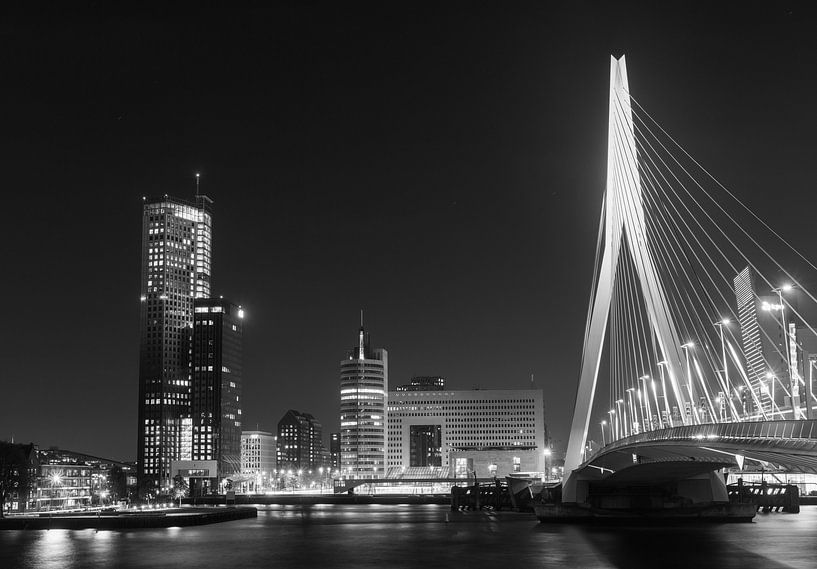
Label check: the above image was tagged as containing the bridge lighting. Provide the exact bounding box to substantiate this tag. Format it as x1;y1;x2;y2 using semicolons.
782;284;793;292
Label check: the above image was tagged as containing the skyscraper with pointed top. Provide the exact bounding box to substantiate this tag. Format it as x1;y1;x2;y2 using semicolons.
339;314;388;479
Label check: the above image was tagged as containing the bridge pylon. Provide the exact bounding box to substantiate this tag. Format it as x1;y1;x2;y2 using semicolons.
562;55;688;502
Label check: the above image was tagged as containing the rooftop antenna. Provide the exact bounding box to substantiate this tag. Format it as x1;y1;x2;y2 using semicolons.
360;308;364;329
530;373;535;388
195;172;201;197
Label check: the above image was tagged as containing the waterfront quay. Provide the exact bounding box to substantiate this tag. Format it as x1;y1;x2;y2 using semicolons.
0;506;256;530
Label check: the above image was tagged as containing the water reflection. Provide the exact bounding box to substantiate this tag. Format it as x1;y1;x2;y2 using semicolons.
2;506;817;569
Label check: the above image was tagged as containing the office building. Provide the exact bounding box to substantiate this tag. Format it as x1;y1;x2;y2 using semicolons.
387;388;546;478
734;266;789;414
137;195;213;491
340;322;388;478
192;297;244;478
396;376;445;391
241;431;276;491
329;433;340;471
277;410;326;471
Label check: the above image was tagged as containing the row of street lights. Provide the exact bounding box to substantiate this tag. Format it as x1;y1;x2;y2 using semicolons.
599;283;815;447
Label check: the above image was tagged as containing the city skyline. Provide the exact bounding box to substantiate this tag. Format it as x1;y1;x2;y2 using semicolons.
3;4;817;462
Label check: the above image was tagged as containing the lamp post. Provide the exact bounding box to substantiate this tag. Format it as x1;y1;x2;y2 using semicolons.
50;472;62;511
640;375;654;430
616;399;627;437
681;342;700;424
608;409;617;440
543;448;551;482
657;361;672;427
600;420;607;446
772;284;802;419
626;388;638;434
713;319;739;422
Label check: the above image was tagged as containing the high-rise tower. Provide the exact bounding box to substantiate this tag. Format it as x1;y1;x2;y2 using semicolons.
339;319;388;479
191;297;244;478
137;194;212;492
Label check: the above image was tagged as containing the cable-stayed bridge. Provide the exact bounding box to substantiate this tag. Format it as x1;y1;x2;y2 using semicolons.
556;56;817;516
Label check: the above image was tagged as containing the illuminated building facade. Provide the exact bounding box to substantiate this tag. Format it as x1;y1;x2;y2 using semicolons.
329;432;340;470
277;410;326;471
192;297;244;478
734;266;789;414
396;376;445;392
340;324;388;478
137;195;212;491
241;431;276;491
387;389;546;475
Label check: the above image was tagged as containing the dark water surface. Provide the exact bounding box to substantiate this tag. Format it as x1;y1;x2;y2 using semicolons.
2;504;816;568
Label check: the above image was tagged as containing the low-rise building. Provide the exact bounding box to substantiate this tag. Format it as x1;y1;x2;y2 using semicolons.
387;388;547;478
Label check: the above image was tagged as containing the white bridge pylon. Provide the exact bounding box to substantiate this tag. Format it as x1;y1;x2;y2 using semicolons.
563;56;689;486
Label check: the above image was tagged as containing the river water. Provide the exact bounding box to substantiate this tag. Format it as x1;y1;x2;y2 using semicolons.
2;504;816;568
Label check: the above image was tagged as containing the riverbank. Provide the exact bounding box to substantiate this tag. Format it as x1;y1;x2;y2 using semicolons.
0;506;257;530
187;494;450;506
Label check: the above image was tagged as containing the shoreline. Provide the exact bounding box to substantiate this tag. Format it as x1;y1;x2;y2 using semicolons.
0;506;257;530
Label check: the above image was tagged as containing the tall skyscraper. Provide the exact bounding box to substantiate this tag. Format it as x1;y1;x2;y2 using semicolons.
734;266;787;414
276;410;326;471
137;194;212;492
191;297;244;478
339;321;388;479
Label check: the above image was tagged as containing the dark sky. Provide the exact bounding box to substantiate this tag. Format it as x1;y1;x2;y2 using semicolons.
1;2;816;461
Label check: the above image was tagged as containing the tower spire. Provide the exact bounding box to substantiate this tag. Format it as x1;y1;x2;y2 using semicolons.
358;309;365;360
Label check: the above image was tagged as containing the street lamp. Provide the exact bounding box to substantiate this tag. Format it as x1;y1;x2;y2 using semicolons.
626;388;638;434
608;409;617;440
713;319;739;422
657;361;672;427
615;399;627;437
50;472;62;511
600;420;607;446
639;375;654;430
680;342;700;424
772;284;802;419
543;448;551;482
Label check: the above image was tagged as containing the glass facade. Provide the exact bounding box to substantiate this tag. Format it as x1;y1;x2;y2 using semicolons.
192;298;244;478
340;326;388;479
137;195;212;491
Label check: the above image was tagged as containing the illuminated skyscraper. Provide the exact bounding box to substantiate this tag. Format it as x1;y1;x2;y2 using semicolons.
137;194;212;492
339;322;388;479
734;266;787;414
192;297;244;479
276;410;325;471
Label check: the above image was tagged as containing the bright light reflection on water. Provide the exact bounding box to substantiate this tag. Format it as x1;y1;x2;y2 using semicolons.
3;505;817;568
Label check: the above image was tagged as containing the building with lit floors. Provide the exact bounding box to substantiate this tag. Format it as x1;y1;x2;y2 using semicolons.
734;266;801;417
137;194;212;493
191;297;245;482
277;410;326;471
329;433;340;470
340;322;388;479
396;376;445;391
241;431;276;492
387;388;546;478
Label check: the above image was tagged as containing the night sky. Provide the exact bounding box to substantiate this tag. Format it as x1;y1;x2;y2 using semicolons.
2;3;816;462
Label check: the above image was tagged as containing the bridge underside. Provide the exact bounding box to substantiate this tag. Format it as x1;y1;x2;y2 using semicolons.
564;421;817;507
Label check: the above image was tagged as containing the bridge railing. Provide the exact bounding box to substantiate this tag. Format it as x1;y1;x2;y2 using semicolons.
592;420;817;461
